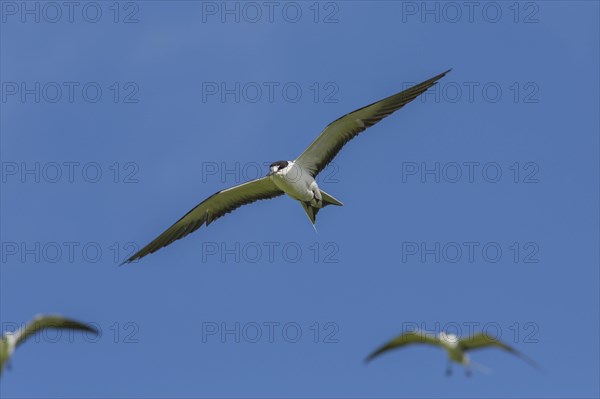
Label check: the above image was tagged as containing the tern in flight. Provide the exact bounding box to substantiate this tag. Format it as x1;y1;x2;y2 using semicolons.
124;69;451;263
365;330;540;376
0;314;98;376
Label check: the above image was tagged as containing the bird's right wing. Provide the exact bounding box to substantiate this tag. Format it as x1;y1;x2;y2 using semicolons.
459;333;541;370
14;315;97;348
124;177;284;263
295;69;451;177
365;330;440;363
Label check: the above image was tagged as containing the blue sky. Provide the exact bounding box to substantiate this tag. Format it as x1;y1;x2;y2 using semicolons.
1;1;598;398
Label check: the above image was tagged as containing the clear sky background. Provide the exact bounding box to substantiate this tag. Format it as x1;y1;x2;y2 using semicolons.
1;1;598;398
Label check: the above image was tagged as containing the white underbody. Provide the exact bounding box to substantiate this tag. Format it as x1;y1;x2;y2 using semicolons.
440;333;468;364
446;346;468;364
270;161;322;207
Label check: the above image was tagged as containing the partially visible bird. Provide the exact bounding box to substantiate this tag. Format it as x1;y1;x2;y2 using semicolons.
0;314;98;376
365;330;540;376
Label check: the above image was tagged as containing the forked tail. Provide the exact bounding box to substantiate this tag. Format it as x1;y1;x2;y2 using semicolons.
469;360;492;375
321;190;343;207
300;189;343;227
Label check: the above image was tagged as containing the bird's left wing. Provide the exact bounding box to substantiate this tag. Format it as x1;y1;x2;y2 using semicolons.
124;177;284;263
459;333;541;370
365;330;440;363
14;315;97;348
295;69;451;177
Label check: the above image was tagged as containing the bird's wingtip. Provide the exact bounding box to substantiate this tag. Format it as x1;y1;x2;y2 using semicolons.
364;351;380;364
526;357;545;373
432;69;452;81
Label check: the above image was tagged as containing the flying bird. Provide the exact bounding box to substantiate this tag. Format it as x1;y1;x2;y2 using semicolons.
0;314;98;376
365;330;540;376
124;69;451;263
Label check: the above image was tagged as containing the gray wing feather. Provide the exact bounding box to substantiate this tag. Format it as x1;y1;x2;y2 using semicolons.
124;177;283;263
296;69;451;177
14;315;97;348
365;330;441;363
459;333;541;370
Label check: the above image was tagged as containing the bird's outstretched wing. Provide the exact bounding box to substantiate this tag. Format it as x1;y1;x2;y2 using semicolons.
365;330;441;363
459;333;541;370
295;69;451;177
13;315;97;348
124;177;284;263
